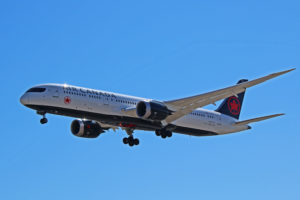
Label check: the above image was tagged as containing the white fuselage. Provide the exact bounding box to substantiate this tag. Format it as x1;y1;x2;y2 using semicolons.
20;84;249;136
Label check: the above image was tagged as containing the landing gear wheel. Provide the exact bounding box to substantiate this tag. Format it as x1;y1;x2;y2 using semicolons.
167;131;172;137
128;140;134;147
134;138;139;145
123;137;129;144
40;118;48;124
123;135;139;147
156;129;172;139
155;130;161;136
123;128;139;147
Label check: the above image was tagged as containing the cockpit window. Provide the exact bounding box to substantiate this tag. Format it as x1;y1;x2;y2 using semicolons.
26;87;46;93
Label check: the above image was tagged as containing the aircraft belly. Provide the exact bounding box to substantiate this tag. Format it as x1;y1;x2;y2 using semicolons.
173;115;220;134
221;125;250;134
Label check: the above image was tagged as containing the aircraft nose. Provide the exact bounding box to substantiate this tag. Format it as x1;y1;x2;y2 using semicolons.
20;94;29;105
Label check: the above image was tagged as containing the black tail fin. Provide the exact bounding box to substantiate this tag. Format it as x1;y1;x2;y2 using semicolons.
215;79;248;119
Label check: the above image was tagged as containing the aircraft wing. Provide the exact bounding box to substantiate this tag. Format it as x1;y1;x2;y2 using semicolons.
163;68;294;124
234;113;284;126
97;122;120;132
121;106;137;117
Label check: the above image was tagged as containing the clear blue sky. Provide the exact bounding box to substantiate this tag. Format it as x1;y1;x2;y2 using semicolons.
0;0;299;199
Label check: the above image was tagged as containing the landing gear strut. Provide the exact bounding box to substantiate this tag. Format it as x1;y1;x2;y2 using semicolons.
123;128;139;147
37;111;48;124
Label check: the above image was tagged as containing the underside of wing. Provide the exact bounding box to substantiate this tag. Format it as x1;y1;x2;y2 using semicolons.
97;122;120;131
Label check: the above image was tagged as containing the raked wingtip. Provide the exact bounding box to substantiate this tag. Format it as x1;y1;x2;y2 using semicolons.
285;68;296;73
273;68;296;76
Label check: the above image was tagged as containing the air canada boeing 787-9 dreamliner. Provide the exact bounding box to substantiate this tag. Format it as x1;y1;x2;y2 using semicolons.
20;69;295;147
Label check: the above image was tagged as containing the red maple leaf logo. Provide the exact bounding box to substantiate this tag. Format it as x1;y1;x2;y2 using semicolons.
230;100;239;111
227;96;240;115
64;96;71;104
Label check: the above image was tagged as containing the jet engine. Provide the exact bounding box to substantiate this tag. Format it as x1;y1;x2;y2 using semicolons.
136;101;172;121
71;119;104;138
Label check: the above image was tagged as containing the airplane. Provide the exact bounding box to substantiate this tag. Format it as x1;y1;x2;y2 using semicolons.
20;68;295;147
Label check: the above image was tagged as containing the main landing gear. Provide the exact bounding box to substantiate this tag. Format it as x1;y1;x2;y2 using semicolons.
155;129;172;139
37;111;48;124
123;128;139;147
123;136;139;147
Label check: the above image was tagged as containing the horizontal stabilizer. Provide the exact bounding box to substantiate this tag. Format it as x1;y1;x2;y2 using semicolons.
234;113;285;126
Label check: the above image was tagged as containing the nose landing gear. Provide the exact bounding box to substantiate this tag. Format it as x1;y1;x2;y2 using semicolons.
37;111;48;124
40;117;48;124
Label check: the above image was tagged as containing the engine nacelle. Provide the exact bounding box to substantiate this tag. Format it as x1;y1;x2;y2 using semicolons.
136;101;172;121
71;119;104;138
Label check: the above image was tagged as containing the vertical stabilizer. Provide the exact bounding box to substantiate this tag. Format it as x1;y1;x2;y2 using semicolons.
215;79;248;119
